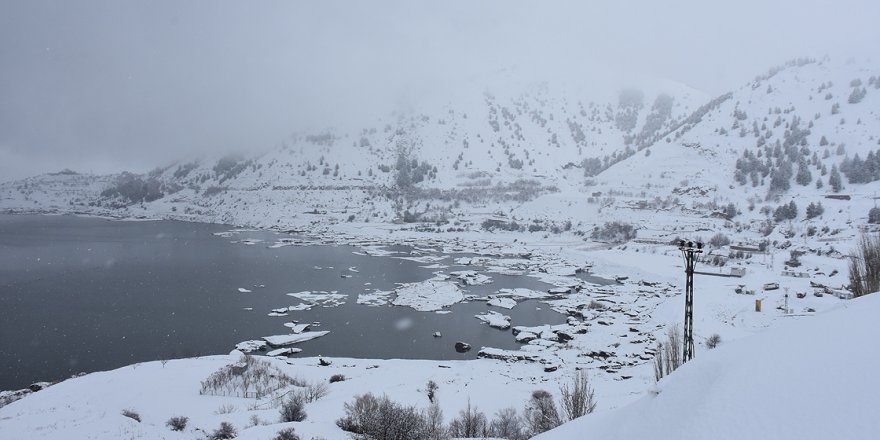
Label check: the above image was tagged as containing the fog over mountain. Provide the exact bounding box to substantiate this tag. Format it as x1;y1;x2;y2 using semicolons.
1;0;877;181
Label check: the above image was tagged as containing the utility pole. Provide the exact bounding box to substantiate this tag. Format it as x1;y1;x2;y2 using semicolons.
679;240;703;363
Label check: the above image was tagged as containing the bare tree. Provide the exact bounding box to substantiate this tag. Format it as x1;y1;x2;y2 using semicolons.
489;407;526;440
424;403;447;440
447;399;488;438
654;325;683;381
524;390;561;436
849;233;880;297
559;370;596;421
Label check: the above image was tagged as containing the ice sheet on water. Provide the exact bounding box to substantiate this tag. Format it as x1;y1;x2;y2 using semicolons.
450;270;493;286
286;291;347;307
474;310;511;329
392;278;464;312
262;331;330;347
357;289;394;306
282;323;311;334
495;288;551;299
487;297;517;309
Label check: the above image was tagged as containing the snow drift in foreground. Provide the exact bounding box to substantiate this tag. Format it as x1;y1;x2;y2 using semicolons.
538;293;880;440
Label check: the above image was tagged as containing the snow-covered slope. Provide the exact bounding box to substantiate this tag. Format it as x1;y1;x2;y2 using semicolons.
538;292;880;440
3;57;879;243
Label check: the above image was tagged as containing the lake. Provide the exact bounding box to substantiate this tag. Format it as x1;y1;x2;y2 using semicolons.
0;214;579;391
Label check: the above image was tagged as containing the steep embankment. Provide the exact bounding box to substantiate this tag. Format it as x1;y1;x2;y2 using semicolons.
539;293;880;440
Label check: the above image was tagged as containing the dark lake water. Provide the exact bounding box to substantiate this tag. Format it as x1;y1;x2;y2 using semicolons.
0;214;573;390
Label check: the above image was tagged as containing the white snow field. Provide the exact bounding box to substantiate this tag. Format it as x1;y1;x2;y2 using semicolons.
2;56;880;439
539;293;880;440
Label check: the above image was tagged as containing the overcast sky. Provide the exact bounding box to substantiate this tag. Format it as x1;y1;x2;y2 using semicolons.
1;0;877;181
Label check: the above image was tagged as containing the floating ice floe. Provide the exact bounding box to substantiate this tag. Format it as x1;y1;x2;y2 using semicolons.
358;246;397;257
357;290;394;306
392;278;464;312
283;323;311;334
450;270;492;286
420;263;449;269
262;331;330;347
474;310;512;329
495;288;551;299
267;312;289;317
487;297;518;309
267;347;302;357
232;238;262;245
286;291;347;307
394;255;448;264
237;287;252;293
235;340;267;352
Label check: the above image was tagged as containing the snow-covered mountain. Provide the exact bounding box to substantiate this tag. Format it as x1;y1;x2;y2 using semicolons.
3;57;879;245
3;56;880;440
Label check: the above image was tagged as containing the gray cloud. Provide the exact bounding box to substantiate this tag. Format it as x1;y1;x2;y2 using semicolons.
1;0;877;180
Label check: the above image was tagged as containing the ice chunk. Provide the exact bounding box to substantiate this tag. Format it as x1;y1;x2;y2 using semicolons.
474;310;512;329
487;297;517;309
357;289;394;306
267;347;302;357
283;323;311;334
235;340;267;352
262;331;330;347
450;270;492;286
392;278;464;312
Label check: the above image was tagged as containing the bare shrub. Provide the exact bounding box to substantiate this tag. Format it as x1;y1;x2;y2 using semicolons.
488;407;525;440
210;422;237;440
280;393;307;422
215;403;237;415
329;374;346;383
524;390;560;435
587;300;606;310
447;399;488;438
303;381;329;402
706;334;722;349
590;221;637;244
121;409;141;422
559;370;596;421
849;233;880;297
708;233;731;247
166;416;188;431
426;380;438;404
274;427;301;440
200;355;303;398
336;393;428;439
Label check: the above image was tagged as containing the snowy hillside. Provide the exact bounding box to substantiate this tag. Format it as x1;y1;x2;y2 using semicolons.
0;71;706;228
2;57;879;244
2;56;880;440
538;292;880;440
